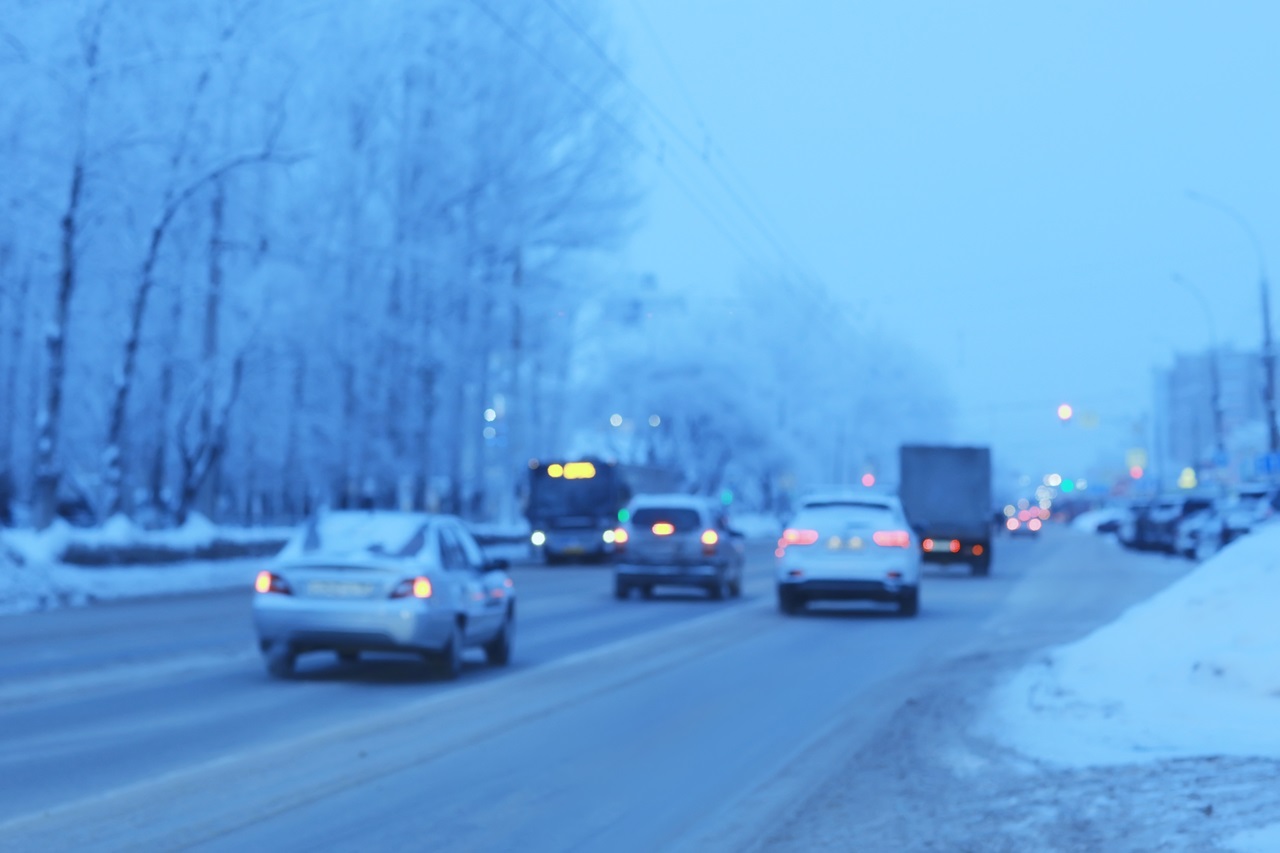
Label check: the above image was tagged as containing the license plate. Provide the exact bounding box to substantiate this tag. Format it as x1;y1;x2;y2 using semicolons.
563;544;585;554
307;581;374;598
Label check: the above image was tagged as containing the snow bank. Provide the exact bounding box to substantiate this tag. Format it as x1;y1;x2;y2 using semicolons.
2;514;291;566
987;524;1280;766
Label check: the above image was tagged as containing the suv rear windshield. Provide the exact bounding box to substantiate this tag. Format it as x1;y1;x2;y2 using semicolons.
792;505;897;531
631;508;702;531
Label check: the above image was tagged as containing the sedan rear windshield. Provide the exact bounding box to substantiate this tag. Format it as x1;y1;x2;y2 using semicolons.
631;508;702;531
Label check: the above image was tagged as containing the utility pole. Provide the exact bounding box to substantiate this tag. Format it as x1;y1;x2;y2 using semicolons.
1187;191;1279;456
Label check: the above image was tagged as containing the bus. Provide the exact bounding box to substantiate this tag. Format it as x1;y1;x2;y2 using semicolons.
524;459;685;563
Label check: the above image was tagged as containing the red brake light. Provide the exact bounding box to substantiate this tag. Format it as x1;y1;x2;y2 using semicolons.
782;528;819;546
872;530;910;548
922;538;935;551
949;539;961;553
255;570;291;595
392;576;433;599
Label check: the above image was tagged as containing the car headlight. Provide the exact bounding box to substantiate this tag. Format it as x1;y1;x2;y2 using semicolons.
531;530;546;546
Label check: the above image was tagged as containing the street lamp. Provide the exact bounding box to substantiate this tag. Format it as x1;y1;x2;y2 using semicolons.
1171;273;1225;465
1187;190;1279;454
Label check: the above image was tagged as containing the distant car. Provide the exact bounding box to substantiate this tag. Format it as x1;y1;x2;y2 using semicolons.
252;510;516;679
774;494;921;617
611;494;745;600
1004;503;1045;538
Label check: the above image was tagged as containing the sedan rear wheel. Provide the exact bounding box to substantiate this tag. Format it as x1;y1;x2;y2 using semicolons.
484;612;515;666
265;643;296;678
436;620;464;680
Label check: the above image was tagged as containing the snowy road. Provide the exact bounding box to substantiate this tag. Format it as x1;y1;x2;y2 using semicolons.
0;532;1194;850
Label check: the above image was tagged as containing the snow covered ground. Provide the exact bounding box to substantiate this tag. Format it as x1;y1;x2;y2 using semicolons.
984;522;1280;850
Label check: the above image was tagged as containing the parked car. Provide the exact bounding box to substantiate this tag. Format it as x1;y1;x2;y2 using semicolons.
611;494;745;600
1173;504;1225;560
1219;484;1279;545
1140;495;1216;553
253;510;516;679
775;493;922;617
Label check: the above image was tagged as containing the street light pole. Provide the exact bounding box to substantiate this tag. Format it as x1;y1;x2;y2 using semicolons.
1171;273;1225;466
1187;191;1280;455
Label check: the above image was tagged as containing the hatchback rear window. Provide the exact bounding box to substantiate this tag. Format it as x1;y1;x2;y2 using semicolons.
631;508;702;531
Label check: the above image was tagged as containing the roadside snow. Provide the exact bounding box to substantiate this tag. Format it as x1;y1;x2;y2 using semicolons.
987;523;1280;766
1227;822;1280;853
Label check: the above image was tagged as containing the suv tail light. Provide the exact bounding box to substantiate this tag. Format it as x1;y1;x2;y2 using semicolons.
391;576;433;599
254;571;292;595
781;528;819;546
872;530;911;548
613;527;629;551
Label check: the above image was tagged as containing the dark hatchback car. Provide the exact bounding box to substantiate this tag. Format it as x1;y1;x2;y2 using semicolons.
611;494;746;600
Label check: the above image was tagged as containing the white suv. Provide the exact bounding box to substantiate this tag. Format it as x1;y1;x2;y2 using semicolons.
775;494;921;617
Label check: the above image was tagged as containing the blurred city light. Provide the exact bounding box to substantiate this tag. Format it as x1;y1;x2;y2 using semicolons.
483;408;497;422
1057;403;1073;421
648;414;661;427
609;413;623;427
861;473;876;487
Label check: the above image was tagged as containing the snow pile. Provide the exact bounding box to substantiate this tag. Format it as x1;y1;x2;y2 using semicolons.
0;534;70;613
988;523;1280;766
2;514;290;566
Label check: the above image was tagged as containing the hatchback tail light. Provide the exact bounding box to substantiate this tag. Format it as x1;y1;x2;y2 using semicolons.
872;530;911;548
391;576;433;599
701;529;718;555
613;527;629;551
254;571;292;595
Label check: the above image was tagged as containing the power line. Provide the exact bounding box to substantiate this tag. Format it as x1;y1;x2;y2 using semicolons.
463;0;779;274
537;0;827;299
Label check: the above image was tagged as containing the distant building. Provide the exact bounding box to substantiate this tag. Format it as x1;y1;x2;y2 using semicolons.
1155;347;1268;485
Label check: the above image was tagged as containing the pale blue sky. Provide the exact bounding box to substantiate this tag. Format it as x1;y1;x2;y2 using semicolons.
618;0;1280;482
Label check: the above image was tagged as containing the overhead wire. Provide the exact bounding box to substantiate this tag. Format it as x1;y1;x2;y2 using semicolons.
464;0;788;277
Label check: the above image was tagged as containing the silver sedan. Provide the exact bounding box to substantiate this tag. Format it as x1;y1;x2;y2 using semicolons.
252;510;515;679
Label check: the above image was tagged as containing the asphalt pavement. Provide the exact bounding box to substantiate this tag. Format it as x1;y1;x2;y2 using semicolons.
0;530;1193;851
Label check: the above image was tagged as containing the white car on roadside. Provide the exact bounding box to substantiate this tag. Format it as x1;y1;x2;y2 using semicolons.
775;493;922;617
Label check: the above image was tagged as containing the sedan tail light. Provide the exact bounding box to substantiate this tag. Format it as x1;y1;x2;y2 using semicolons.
254;571;292;595
391;576;433;599
701;529;719;555
872;530;911;548
613;527;629;551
